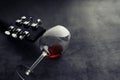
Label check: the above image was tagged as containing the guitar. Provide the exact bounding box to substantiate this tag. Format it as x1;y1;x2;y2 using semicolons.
0;16;46;42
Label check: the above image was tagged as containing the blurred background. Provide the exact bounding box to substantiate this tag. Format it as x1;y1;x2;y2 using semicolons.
0;0;120;80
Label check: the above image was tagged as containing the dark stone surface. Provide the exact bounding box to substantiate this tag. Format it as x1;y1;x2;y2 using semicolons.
0;0;120;80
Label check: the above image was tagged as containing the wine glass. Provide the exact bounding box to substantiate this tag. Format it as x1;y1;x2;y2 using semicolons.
16;25;71;80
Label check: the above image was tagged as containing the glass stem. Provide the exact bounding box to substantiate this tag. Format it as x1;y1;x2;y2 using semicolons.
25;51;48;75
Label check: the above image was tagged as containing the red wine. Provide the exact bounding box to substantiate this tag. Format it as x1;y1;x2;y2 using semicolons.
48;44;63;59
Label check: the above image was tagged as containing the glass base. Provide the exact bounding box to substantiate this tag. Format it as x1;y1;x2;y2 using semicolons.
16;65;37;80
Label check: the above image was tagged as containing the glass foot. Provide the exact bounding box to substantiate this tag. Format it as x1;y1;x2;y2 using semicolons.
16;65;37;80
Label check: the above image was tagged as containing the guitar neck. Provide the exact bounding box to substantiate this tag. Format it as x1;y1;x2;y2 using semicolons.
0;16;46;42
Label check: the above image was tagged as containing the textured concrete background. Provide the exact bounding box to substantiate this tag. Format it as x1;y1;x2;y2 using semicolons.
0;0;120;80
